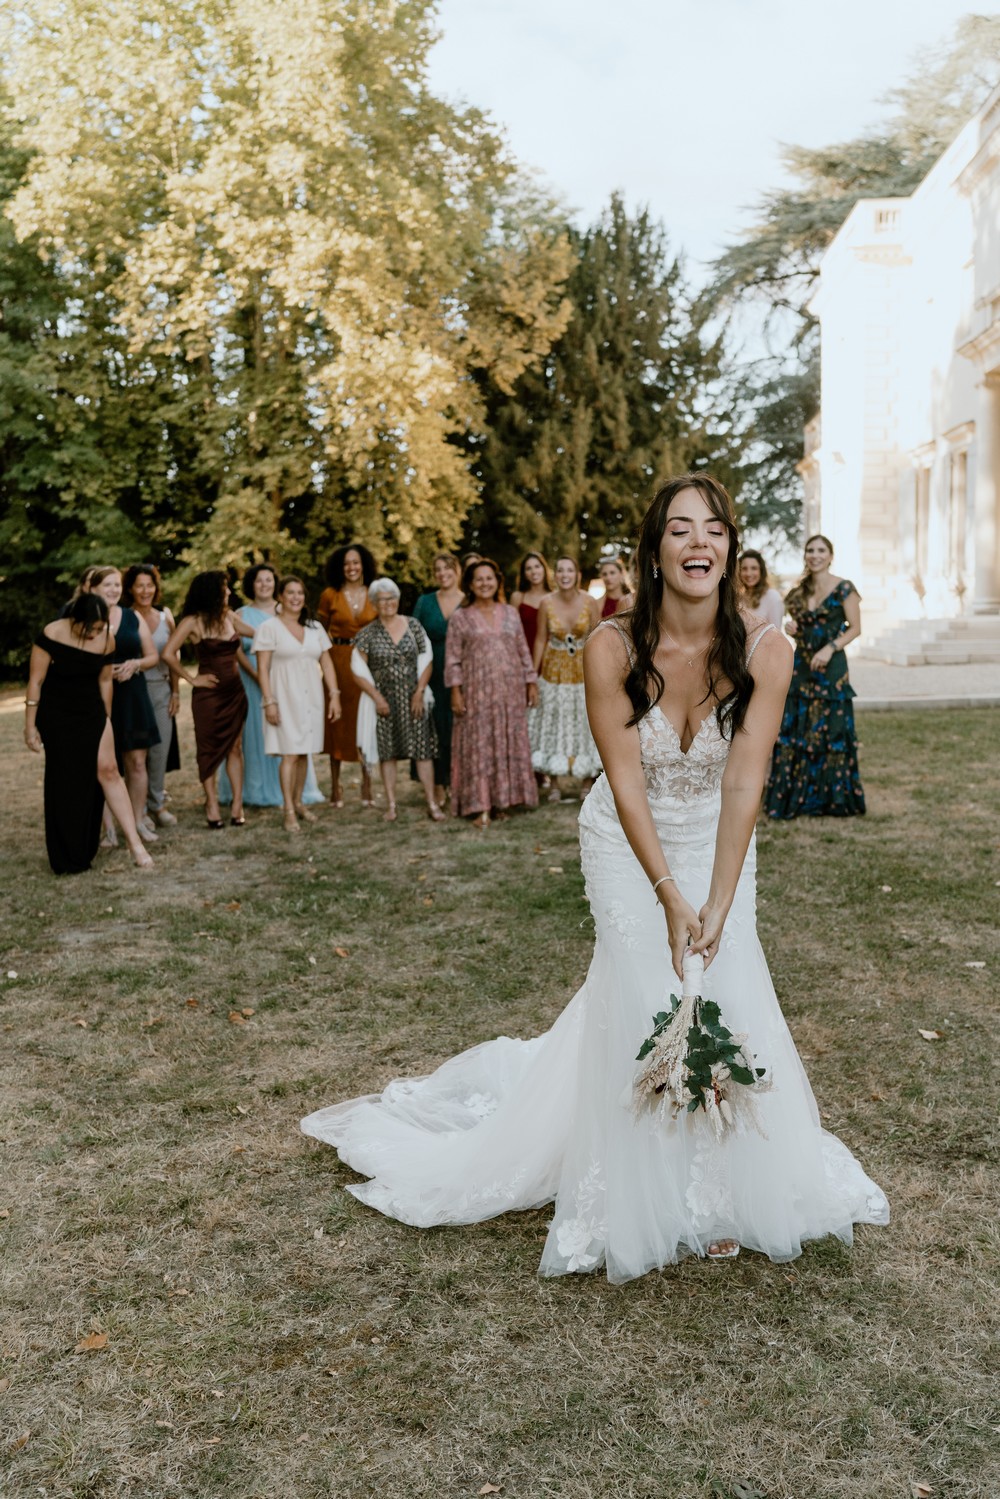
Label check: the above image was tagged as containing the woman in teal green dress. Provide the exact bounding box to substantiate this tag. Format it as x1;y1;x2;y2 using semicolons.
412;553;464;807
765;535;865;819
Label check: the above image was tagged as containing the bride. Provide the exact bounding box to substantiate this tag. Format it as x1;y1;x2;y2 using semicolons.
301;475;889;1282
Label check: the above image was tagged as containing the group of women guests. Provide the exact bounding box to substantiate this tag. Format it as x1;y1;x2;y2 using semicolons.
24;530;864;873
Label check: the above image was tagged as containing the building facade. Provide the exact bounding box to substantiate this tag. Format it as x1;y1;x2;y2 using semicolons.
807;84;1000;645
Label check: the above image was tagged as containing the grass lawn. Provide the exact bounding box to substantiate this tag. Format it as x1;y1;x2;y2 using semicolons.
0;694;997;1499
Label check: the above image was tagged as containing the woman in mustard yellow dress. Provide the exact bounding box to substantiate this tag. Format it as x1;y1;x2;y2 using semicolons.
317;544;378;807
531;556;602;800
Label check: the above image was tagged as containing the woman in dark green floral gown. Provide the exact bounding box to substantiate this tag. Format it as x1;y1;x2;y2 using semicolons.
765;535;865;819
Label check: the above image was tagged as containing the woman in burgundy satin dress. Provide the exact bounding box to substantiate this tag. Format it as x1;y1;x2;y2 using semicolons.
161;572;255;827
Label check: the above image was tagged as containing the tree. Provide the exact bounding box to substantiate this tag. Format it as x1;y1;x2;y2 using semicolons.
0;0;571;609
464;193;733;572
704;15;1000;542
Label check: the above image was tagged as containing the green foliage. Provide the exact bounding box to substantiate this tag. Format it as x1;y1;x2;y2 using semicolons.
463;193;735;571
705;16;1000;541
0;0;571;668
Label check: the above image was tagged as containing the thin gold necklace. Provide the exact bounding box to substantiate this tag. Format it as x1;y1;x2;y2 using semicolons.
664;630;711;668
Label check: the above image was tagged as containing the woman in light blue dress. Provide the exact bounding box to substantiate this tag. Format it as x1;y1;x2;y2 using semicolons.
219;565;325;808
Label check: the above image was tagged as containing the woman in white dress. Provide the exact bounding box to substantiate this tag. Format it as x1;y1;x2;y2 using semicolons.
738;549;784;630
256;577;340;834
301;475;888;1282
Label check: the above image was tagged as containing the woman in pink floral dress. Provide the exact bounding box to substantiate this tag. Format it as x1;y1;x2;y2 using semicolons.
445;559;539;826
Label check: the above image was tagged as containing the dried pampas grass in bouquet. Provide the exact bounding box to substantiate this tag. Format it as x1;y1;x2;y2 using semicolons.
631;948;772;1139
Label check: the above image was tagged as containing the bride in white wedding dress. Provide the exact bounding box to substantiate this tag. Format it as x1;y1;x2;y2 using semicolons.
301;475;889;1283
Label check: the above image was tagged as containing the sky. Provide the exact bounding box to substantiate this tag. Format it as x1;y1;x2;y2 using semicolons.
428;0;990;281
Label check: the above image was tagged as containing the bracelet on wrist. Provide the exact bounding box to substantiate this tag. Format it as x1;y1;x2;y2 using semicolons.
24;699;39;707
652;875;675;894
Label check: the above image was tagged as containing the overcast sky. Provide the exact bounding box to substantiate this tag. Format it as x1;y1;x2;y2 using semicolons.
428;1;990;280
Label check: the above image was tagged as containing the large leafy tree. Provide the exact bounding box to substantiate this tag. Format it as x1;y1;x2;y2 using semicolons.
465;193;733;572
0;0;570;608
705;15;1000;543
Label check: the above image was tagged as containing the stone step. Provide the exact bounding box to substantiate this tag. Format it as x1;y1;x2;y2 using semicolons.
866;642;1000;665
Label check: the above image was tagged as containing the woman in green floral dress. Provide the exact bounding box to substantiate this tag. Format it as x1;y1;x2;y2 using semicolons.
765;535;865;819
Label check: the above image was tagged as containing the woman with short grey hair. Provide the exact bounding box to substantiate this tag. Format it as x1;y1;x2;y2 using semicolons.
352;579;442;823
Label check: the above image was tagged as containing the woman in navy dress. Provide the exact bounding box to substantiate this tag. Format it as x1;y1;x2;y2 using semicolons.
90;566;160;846
765;535;865;819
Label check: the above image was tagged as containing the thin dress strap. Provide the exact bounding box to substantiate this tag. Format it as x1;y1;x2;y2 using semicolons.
746;621;775;666
594;615;636;665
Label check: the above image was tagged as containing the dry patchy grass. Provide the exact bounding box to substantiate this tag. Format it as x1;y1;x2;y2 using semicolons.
0;696;998;1499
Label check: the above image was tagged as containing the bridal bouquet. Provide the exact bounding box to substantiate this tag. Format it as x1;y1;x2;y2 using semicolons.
632;950;771;1138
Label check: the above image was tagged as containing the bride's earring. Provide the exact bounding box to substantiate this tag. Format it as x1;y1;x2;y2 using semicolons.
652;564;660;580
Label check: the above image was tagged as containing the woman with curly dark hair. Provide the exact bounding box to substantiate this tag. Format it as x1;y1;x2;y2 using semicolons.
317;544;378;807
161;571;255;827
302;475;889;1279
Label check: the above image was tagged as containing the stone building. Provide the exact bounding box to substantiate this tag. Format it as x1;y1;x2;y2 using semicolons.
806;83;1000;661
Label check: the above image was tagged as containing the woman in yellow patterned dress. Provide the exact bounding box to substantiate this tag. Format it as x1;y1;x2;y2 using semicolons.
531;556;602;800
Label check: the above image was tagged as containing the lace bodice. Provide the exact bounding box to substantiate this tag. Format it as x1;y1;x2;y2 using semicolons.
638;705;729;807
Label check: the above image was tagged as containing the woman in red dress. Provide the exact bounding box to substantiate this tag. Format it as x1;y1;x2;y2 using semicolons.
510;552;554;658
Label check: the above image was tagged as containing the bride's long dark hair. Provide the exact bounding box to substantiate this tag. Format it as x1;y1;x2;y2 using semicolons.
624;473;753;740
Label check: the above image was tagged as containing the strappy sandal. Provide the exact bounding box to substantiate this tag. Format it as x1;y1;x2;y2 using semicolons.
294;804;318;824
426;804;446;822
383;802;398;823
282;811;300;833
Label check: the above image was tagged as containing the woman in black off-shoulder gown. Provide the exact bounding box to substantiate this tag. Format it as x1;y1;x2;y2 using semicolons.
24;596;154;873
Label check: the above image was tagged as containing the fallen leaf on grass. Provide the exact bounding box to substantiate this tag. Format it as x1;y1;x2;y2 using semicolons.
964;961;985;970
0;1376;10;1391
0;1209;9;1218
184;997;200;1009
225;901;241;912
227;1011;247;1025
236;1105;250;1116
422;896;434;906
5;971;17;980
879;885;893;893
918;1029;944;1042
308;956;317;965
334;947;349;958
154;1420;173;1429
910;1484;933;1498
478;1487;502;1496
205;1436;221;1445
240;1008;254;1018
74;1332;108;1353
9;1431;29;1452
70;1017;88;1028
546;866;564;874
211;1389;225;1398
144;1016;164;1029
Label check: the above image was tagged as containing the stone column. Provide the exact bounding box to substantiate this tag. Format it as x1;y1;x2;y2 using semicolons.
972;373;1000;613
